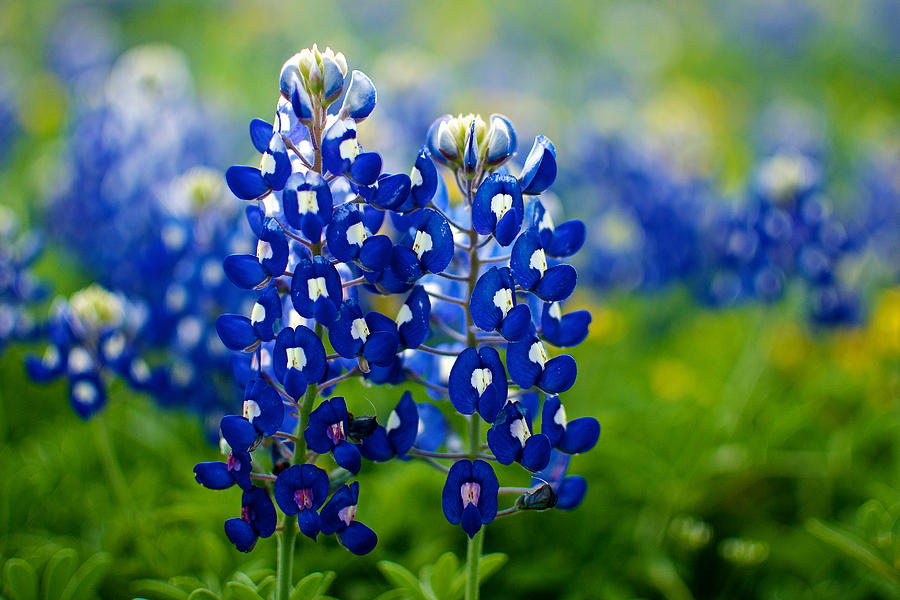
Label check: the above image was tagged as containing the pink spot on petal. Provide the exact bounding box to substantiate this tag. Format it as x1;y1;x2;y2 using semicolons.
338;504;357;526
327;421;346;445
461;482;481;508
295;488;314;510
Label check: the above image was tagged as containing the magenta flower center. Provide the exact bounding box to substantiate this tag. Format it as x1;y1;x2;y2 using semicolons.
241;506;251;522
327;421;346;445
461;482;481;508
294;488;313;510
226;452;240;472
338;504;357;526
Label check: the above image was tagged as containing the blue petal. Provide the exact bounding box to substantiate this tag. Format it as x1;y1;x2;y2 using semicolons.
499;304;531;342
519;135;557;194
363;330;399;367
333;439;361;474
297;508;321;540
221;415;257;452
250;118;274;154
358;426;394;462
448;348;481;415
225;518;258;552
471;459;499;522
540;395;565;447
368;173;411;211
386;391;418;455
414;402;447;452
557;476;587;510
510;229;543;290
226;166;269;200
534;264;577;302
559;417;600;454
397;286;431;349
520;434;552;472
486;419;520;466
244;486;277;537
193;462;234;490
537;355;577;394
216;315;258;351
410;147;438;208
290;83;314;123
547;220;586;257
338;521;378;555
541;305;591;348
442;460;472;524
359;235;392;272
461;503;482;538
321;54;345;102
506;336;543;389
426;115;453;167
223;255;268;290
348;152;383;186
340;70;377;122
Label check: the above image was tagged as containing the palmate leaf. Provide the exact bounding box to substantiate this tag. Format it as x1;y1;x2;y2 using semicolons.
223;581;264;600
376;561;429;600
41;549;78;600
3;558;37;600
807;518;900;587
377;552;508;600
2;549;110;600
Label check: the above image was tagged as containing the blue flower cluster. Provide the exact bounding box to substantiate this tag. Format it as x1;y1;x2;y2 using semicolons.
196;46;599;555
30;45;250;425
573;132;867;327
0;208;45;354
26;285;155;419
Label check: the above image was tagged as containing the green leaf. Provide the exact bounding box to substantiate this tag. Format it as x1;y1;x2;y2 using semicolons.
415;565;437;600
42;549;78;600
807;519;900;585
4;558;37;600
290;571;335;600
59;553;111;600
376;562;426;600
223;582;264;600
186;590;220;600
231;574;257;590
254;575;275;600
428;553;458;600
131;580;189;600
477;553;508;584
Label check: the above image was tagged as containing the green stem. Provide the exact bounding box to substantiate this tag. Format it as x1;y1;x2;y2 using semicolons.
463;179;484;600
276;112;325;600
92;414;130;506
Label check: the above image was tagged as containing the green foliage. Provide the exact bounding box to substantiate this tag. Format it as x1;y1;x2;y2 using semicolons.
133;569;336;600
375;552;507;600
0;547;110;600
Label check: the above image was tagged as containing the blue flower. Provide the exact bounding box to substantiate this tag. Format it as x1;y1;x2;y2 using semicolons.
241;379;285;437
322;118;382;185
472;174;524;246
273;325;328;399
395;285;431;350
304;396;361;474
320;481;378;554
486;403;551;472
338;70;377;122
442;460;499;538
526;199;585;258
506;334;576;394
359;391;419;462
290;256;343;324
193;415;255;491
510;228;577;302
326;203;393;271
273;464;330;540
389;208;454;283
329;300;399;368
540;395;599;454
470;266;531;341
224;210;290;290
359;173;412;212
215;285;282;351
448;346;508;423
540;302;591;347
68;373;107;419
225;486;278;552
282;171;334;242
413;401;448;452
225;131;292;201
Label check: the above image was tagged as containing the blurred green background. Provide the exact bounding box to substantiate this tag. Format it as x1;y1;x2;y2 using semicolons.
1;1;900;598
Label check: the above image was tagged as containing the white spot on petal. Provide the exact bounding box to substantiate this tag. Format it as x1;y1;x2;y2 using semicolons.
250;302;266;324
346;222;367;247
471;367;493;396
553;404;568;428
307;276;328;300
350;317;370;341
286;346;307;370
410;166;423;187
260;152;276;176
385;410;401;434
68;347;94;374
510;417;531;447
103;333;126;360
492;288;514;318
396;304;413;326
528;341;548;369
529;249;547;276
297;190;318;214
257;239;274;261
490;193;513;221
42;345;60;369
339;137;360;161
130;358;150;383
243;399;261;422
338;504;357;526
548;302;562;321
412;230;433;260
